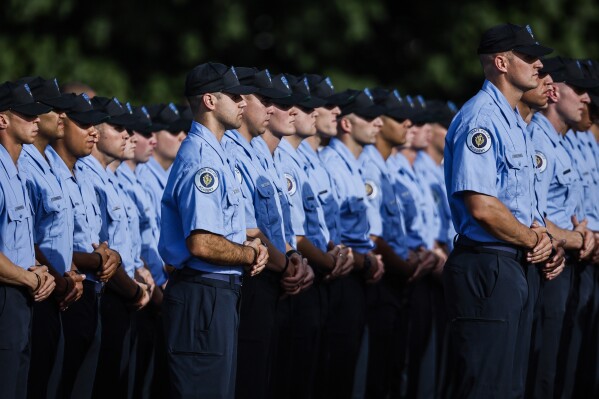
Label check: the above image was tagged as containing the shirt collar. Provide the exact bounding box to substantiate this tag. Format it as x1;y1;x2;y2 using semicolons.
79;154;110;183
359;144;386;173
116;162;136;184
329;138;360;173
298;141;319;169
277;138;305;169
45;146;73;182
531;113;562;148
225;130;256;161
22;144;50;174
481;80;526;130
0;143;18;179
188;121;227;164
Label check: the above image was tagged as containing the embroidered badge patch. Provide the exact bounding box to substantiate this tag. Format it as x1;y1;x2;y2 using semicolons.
234;166;243;184
195;168;219;193
284;173;297;195
364;180;378;200
535;151;547;173
466;128;492;154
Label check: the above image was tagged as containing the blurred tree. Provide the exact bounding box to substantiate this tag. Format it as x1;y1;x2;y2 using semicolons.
1;0;598;105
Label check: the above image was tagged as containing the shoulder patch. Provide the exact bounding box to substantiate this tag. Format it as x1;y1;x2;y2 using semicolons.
234;165;243;184
364;180;378;200
284;173;297;195
195;168;219;193
535;151;547;173
466;128;492;154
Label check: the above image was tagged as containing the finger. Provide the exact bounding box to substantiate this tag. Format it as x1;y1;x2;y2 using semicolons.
571;215;579;226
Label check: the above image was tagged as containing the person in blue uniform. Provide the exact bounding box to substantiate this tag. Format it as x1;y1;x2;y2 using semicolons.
226;67;307;399
159;62;268;399
318;88;385;399
441;24;554;398
137;103;187;225
49;93;122;399
77;93;151;398
0;81;56;399
16;77;84;399
523;57;596;399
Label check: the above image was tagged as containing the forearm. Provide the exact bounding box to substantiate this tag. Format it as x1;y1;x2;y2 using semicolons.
246;228;286;272
371;235;412;277
105;267;138;298
464;192;537;248
545;219;584;251
72;251;102;272
35;245;65;292
0;252;36;288
186;230;254;267
296;236;334;271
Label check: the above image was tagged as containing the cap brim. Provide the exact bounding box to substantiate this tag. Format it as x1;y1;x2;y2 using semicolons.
255;87;290;99
11;102;52;117
40;95;76;111
223;85;257;95
566;78;599;89
108;113;139;127
168;119;192;133
590;89;599;107
386;107;415;122
350;105;386;119
513;44;553;57
271;93;306;106
67;110;109;126
298;96;327;109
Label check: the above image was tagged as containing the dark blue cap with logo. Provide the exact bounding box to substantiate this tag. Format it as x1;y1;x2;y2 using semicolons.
477;23;553;57
185;63;257;96
0;82;53;116
338;88;386;119
91;96;139;127
235;67;290;99
148;103;187;134
66;93;109;125
15;77;76;110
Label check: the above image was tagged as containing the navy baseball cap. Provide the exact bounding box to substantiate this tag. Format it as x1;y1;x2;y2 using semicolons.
304;74;346;106
66;93;109;125
371;88;416;121
541;57;599;89
477;23;553;57
579;59;599;106
148;103;186;133
339;88;386;119
123;104;157;136
185;63;257;96
91;96;138;127
15;77;76;110
235;67;290;99
0;82;52;117
284;74;326;109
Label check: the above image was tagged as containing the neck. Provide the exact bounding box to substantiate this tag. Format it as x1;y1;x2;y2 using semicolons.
374;135;394;160
339;133;364;159
261;129;281;155
91;147;115;169
108;159;121;172
425;146;443;165
125;159;137;171
153;152;173;171
542;106;569;136
591;123;599;143
50;141;77;173
306;134;321;150
195;116;225;142
0;135;24;166
517;101;534;124
490;76;523;110
400;147;418;165
237;124;253;143
284;134;303;149
33;134;50;160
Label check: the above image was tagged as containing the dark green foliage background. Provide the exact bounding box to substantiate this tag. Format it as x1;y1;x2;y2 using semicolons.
2;0;597;105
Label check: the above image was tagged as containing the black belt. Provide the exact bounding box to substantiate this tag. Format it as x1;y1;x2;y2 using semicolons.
175;267;243;287
455;235;527;262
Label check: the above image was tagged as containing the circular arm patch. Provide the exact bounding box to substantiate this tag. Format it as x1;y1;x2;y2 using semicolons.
466;128;492;154
195;168;219;193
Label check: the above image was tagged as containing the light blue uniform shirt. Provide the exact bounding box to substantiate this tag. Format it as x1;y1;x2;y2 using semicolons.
529;113;582;230
251;136;295;247
414;152;454;247
359;145;409;259
159;122;245;275
50;150;102;285
19;144;73;274
298;141;342;245
564;130;599;230
388;153;429;250
77;155;135;277
0;144;35;270
136;157;170;227
444;80;541;243
320;138;374;254
276;138;330;252
117;163;167;286
225;130;287;254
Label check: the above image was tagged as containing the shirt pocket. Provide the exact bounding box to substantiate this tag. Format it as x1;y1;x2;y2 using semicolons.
303;195;321;236
106;203;126;247
505;150;527;198
555;169;574;202
41;195;67;238
256;182;279;227
383;199;401;237
5;204;30;250
223;188;241;234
